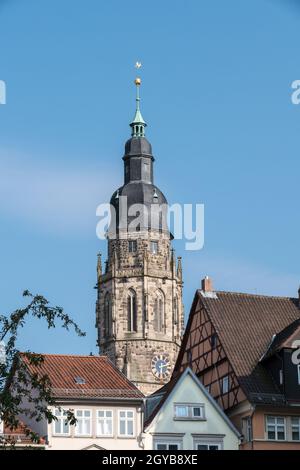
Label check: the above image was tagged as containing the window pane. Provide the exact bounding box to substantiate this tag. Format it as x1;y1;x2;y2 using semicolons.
175;405;188;417
105;420;112;435
292;431;300;441
277;429;285;440
120;411;126;418
54;420;61;434
268;430;276;440
77;420;83;435
98;411;104;418
106;411;112;418
120;420;126;435
292;417;300;426
127;420;133;436
197;445;208;450
157;444;167;450
127;411;134;418
84;419;91;435
277;418;284;425
63;420;69;434
193;407;201;417
169;444;179;450
267;417;275;424
76;410;83;418
209;445;219;450
84;410;90;418
151;241;158;254
98;420;105;435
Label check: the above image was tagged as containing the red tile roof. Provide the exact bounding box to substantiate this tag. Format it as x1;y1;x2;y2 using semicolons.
20;354;144;399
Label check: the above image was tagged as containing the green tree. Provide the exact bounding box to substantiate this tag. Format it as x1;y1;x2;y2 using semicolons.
0;290;85;447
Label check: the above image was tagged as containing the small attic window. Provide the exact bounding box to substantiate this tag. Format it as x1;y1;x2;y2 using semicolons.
74;376;86;385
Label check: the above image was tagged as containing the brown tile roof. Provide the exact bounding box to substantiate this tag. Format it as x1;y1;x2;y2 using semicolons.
180;290;300;404
200;291;300;377
20;354;144;400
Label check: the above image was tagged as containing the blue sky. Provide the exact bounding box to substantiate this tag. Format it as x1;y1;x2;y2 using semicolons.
0;0;299;354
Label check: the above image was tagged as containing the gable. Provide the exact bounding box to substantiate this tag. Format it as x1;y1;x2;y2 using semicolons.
146;370;239;440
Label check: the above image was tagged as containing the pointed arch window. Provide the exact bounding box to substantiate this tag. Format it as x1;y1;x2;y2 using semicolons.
174;296;178;325
127;289;137;332
104;293;112;337
154;290;165;332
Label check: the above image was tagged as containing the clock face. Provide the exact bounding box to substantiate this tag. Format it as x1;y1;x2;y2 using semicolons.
151;354;171;380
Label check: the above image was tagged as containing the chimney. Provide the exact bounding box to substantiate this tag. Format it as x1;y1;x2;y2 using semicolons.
202;276;213;293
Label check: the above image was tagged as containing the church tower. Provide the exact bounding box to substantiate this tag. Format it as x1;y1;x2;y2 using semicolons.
96;75;184;395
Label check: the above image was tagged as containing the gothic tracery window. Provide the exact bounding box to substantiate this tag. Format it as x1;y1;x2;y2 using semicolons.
127;289;137;332
154;290;165;332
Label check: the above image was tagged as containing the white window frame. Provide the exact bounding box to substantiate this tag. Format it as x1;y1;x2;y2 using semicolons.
291;417;300;441
297;365;300;385
242;416;252;442
74;409;92;437
0;419;3;434
174;404;189;418
154;438;182;450
266;416;286;441
193;437;223;450
174;403;205;420
52;408;71;436
118;410;135;437
96;409;113;437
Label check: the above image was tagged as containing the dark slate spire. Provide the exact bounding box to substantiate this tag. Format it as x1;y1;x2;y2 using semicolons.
109;71;169;235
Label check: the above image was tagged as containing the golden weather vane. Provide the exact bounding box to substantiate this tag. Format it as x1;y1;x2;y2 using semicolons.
134;61;142;86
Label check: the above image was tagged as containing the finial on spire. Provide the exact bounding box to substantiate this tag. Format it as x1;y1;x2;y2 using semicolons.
130;62;147;137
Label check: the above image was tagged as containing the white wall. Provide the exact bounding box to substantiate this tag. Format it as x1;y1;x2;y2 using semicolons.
144;373;239;450
47;403;143;450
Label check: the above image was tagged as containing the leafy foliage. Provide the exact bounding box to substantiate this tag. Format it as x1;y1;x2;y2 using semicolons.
0;291;85;447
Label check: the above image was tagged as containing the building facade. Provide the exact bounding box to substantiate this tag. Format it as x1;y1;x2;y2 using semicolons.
96;77;184;395
19;354;144;451
144;368;240;450
174;277;300;450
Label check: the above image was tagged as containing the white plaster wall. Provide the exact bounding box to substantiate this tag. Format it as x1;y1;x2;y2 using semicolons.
144;374;239;450
46;403;143;450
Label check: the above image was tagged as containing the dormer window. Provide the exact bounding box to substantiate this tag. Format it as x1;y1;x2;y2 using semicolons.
75;377;86;385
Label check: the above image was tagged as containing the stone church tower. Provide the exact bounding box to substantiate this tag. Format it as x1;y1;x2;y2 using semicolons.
96;76;184;395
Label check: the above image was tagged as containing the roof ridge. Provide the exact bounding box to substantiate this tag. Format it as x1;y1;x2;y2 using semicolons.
20;353;108;359
200;289;297;301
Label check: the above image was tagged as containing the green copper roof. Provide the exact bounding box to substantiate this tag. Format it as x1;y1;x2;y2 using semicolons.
130;79;147;137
